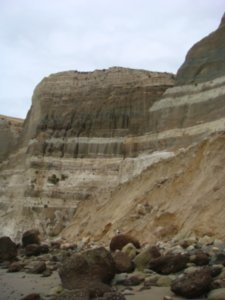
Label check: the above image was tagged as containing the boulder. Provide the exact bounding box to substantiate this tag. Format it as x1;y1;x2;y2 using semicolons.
110;234;140;252
20;294;42;300
157;275;172;287
134;245;161;271
149;253;189;274
212;253;225;265
25;244;48;256
22;229;40;247
113;251;134;273
121;275;144;286
0;236;17;262
8;261;23;272
29;261;46;274
210;265;223;277
208;288;225;299
121;243;137;259
171;268;212;298
59;247;115;296
190;250;210;266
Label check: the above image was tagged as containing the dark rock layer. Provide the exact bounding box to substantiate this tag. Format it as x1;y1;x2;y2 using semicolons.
176;14;225;85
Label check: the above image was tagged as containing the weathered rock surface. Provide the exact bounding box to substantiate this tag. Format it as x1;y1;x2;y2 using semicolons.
23;67;173;151
0;14;225;246
208;288;225;300
113;251;134;273
8;261;23;272
133;245;161;271
176;15;225;85
0;115;23;162
171;268;212;298
0;236;17;262
20;294;43;300
22;229;40;247
25;244;49;257
58;247;115;296
149;253;189;275
110;234;140;252
20;67;174;161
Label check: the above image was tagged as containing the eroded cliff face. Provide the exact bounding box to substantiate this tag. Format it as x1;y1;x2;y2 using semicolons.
176;13;225;85
23;67;174;158
0;68;175;239
61;14;225;244
0;115;23;162
0;14;225;244
62;132;225;244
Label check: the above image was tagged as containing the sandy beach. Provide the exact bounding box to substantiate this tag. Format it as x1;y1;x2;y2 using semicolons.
0;268;206;300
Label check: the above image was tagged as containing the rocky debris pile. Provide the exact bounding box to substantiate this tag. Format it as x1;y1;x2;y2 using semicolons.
2;231;225;299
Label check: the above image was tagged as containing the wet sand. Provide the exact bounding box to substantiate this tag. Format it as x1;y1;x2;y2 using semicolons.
126;288;205;300
0;269;60;300
0;268;206;300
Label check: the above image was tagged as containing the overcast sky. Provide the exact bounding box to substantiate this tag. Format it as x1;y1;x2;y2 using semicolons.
0;0;224;118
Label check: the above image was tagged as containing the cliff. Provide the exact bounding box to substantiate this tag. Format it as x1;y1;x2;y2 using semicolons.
176;13;225;85
0;14;225;244
23;67;174;158
0;115;23;162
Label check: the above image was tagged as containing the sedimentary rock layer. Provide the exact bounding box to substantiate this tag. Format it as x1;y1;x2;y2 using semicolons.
23;67;174;141
176;15;225;85
148;75;225;135
62;132;225;244
0;115;23;162
1;14;225;243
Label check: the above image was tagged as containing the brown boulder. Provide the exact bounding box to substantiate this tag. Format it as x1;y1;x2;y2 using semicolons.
133;245;161;271
8;261;23;272
20;294;42;300
0;236;17;262
59;247;115;296
29;261;46;274
113;251;134;273
110;234;140;252
171;268;212;298
25;244;49;256
22;229;40;247
121;275;144;286
190;251;210;266
149;253;189;274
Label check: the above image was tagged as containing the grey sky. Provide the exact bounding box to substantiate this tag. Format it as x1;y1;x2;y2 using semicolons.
0;0;224;118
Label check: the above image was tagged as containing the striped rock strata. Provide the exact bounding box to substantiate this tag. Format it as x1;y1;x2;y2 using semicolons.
0;115;23;162
61;14;225;243
0;14;225;243
0;68;174;239
176;12;225;85
23;67;174;158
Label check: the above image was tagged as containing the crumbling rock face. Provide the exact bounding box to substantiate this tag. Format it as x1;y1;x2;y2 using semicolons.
147;14;225;146
24;67;174;139
22;67;174;158
0;115;23;162
1;14;225;243
176;16;225;85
